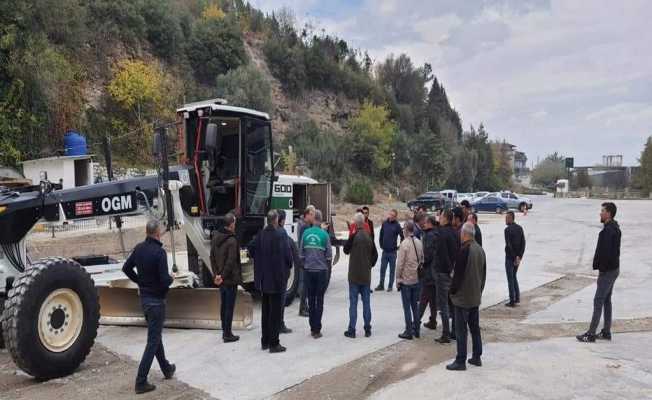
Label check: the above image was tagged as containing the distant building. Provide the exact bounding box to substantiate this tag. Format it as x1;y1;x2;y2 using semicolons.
21;155;94;189
492;142;528;177
602;155;623;167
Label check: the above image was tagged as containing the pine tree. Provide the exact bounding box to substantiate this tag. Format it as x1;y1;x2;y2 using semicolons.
640;136;652;196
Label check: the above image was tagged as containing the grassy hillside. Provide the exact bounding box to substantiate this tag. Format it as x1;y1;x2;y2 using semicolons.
0;0;513;197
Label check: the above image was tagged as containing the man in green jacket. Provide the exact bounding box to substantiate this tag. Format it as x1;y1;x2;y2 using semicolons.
343;212;378;338
210;212;242;343
447;222;486;371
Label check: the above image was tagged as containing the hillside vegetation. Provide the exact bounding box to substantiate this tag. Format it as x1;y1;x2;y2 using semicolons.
0;0;513;198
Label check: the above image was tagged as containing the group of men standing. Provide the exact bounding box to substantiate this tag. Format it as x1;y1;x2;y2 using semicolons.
121;197;621;392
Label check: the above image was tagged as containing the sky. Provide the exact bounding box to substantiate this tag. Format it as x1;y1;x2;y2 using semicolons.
251;0;652;166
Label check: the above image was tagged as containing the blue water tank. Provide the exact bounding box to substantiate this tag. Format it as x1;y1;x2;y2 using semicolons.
64;131;88;156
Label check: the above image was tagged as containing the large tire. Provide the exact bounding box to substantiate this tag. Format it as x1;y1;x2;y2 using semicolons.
284;263;299;307
1;257;99;380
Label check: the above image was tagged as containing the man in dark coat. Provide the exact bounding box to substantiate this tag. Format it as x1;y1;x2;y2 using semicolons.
376;209;404;291
447;222;486;371
248;210;293;353
344;212;378;338
362;206;375;241
277;209;301;334
434;209;458;344
122;220;175;394
418;215;439;330
577;202;622;343
504;211;526;307
210;212;242;343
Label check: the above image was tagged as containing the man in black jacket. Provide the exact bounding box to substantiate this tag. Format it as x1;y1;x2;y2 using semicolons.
210;212;241;343
376;209;404;292
418;215;438;330
277;209;302;334
248;210;293;353
577;202;621;343
504;211;526;307
434;210;458;343
122;220;175;394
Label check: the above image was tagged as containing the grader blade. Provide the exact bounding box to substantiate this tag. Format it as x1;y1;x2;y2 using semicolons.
97;285;253;330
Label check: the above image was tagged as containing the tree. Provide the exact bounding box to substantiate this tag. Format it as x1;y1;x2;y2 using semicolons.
410;126;450;191
108;60;164;122
216;64;273;112
531;152;567;188
186;16;246;84
639;136;652;196
348;102;397;177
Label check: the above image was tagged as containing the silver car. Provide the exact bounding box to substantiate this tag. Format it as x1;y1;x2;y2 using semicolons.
498;192;533;212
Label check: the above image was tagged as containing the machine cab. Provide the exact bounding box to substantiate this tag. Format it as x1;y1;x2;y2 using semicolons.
176;99;273;245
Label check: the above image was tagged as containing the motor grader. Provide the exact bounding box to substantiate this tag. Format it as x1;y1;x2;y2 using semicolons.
0;99;337;380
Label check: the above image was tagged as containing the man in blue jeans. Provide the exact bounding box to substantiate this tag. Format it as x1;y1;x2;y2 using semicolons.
376;209;404;292
301;210;332;338
344;213;378;338
122;220;176;394
504;211;526;307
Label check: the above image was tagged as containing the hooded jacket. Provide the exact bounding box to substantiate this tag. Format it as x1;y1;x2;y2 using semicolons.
593;220;621;272
210;229;242;286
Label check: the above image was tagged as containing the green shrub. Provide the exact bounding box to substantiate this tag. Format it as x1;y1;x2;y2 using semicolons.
216;64;273;112
345;180;374;204
186;17;247;84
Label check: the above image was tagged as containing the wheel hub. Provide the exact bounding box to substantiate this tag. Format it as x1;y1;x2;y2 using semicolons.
38;289;83;353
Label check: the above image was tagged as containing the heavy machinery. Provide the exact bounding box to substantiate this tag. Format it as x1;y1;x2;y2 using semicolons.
0;99;335;379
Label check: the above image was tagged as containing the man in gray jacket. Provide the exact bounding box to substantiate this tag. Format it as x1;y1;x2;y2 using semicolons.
447;222;486;371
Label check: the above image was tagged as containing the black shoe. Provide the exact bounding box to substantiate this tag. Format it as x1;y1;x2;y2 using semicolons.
280;326;293;334
223;335;240;343
261;343;270;350
435;336;450;344
311;331;323;339
135;382;156;394
386;287;393;292
449;333;456;341
163;363;176;379
365;329;372;337
269;344;287;353
398;332;413;340
344;330;356;338
375;284;384;291
423;320;437;330
413;329;420;339
446;361;467;371
596;330;612;341
505;302;516;308
576;333;596;343
515;299;521;304
468;357;482;367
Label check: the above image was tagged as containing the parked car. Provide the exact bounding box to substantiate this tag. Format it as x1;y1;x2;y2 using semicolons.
498;191;533;212
474;191;489;199
457;193;474;204
471;194;509;214
407;191;450;212
440;189;459;205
